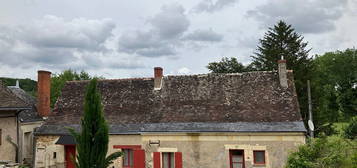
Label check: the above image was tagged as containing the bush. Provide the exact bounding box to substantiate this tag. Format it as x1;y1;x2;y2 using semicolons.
344;116;357;140
286;136;357;168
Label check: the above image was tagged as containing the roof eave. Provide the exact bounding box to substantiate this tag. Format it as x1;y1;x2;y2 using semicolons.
0;107;32;111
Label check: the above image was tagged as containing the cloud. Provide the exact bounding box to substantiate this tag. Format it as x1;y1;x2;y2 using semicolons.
118;3;189;57
177;67;191;74
183;29;223;42
193;0;238;13
247;0;348;34
118;3;226;57
0;15;143;71
21;15;115;51
150;4;190;39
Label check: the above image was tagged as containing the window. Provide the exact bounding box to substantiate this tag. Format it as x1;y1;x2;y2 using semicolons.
113;145;144;168
123;149;134;168
162;152;175;168
0;129;2;145
253;151;265;165
229;150;244;168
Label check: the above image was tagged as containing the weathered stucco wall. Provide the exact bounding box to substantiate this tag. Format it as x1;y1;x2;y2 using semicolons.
141;133;305;168
19;121;43;165
34;133;305;168
34;135;141;168
0;115;17;162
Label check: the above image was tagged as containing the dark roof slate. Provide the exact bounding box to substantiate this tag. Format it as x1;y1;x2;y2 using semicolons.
35;122;306;135
0;81;28;109
39;71;305;134
7;85;43;122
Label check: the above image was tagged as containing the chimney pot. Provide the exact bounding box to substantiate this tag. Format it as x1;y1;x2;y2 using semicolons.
15;80;20;88
278;59;288;88
154;67;163;90
37;70;51;117
154;67;163;78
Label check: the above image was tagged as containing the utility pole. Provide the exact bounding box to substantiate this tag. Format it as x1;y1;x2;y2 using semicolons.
307;80;314;138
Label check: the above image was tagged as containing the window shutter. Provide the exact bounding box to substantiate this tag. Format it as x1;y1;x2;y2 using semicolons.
175;152;182;168
153;152;161;168
133;149;145;168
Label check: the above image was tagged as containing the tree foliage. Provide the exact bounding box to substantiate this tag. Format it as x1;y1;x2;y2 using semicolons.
286;136;357;168
207;57;252;73
312;49;357;135
344;116;357;140
68;79;121;168
51;70;96;107
251;20;312;121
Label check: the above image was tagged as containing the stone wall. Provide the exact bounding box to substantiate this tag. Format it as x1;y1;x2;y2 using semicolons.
34;133;305;168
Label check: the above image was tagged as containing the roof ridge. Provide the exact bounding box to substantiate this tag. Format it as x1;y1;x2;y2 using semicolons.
66;71;279;83
66;77;154;83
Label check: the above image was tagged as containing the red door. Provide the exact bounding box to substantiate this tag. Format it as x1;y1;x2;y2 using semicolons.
65;145;76;168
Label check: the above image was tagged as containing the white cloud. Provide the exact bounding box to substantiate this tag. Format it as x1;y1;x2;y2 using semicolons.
0;15;143;71
150;4;190;39
177;67;191;74
183;28;223;42
118;3;189;57
247;0;348;34
193;0;238;13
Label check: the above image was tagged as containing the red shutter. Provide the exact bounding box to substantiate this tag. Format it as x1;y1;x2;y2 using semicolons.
153;152;161;168
133;149;145;168
175;152;182;168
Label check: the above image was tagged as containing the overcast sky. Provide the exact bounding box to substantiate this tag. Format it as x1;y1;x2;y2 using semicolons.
0;0;356;80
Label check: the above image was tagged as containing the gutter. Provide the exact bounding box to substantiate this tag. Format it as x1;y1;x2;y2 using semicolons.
0;107;31;111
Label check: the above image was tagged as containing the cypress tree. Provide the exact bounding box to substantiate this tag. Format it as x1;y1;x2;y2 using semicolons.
69;79;121;168
251;20;312;122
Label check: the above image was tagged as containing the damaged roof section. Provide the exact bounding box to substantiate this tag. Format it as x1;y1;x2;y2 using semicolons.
45;71;302;128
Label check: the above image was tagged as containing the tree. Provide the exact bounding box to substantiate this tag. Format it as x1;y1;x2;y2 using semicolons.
68;79;121;168
51;70;96;107
312;49;357;135
251;20;312;122
207;57;252;73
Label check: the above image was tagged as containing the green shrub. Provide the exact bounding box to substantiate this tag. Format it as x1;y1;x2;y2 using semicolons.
344;116;357;140
286;136;357;168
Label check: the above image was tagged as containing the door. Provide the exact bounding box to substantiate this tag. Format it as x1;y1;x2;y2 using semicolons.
229;150;245;168
65;145;76;168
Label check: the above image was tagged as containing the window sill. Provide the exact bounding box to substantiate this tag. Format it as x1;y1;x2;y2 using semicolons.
253;164;266;167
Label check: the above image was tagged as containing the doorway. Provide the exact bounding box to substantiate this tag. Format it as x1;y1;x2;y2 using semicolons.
65;145;76;168
229;150;245;168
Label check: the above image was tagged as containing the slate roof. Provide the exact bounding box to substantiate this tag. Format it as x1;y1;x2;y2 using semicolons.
0;81;29;109
35;122;306;135
38;71;306;134
8;87;43;122
0;80;43;122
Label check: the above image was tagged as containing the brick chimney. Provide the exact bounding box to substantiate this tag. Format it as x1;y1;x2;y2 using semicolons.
278;58;288;88
37;70;51;117
154;67;163;90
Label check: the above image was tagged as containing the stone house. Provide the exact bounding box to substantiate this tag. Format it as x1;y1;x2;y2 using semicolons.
34;60;306;168
0;79;44;166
